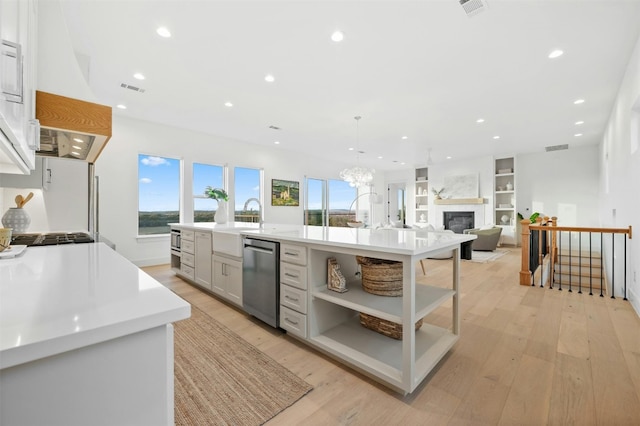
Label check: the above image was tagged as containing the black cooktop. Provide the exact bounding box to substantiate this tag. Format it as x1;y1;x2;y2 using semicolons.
12;232;95;247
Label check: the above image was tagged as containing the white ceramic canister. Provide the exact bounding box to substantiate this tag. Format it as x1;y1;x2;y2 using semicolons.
2;208;31;233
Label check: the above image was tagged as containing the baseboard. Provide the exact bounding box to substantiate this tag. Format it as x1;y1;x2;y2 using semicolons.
629;287;640;318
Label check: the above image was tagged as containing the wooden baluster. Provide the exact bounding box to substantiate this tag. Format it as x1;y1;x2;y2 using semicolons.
536;216;544;287
550;217;557;288
520;219;532;286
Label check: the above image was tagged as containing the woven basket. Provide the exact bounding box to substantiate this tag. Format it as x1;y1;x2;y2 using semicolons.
356;256;403;296
359;313;423;340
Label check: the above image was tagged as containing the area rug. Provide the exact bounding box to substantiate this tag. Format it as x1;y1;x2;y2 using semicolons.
467;248;509;263
173;306;312;425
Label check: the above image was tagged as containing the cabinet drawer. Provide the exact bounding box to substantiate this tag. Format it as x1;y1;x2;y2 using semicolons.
280;306;307;339
281;243;307;266
181;229;195;241
280;262;307;290
181;252;195;267
180;264;194;280
280;284;307;314
181;240;195;254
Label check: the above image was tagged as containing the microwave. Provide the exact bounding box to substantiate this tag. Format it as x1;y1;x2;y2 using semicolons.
170;229;181;251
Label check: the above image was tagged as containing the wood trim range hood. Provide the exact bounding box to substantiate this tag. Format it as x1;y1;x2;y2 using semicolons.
35;90;112;164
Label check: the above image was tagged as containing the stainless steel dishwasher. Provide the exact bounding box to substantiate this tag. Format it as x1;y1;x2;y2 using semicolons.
242;237;280;328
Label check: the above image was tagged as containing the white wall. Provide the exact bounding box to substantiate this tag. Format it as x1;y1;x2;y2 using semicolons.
94;115;358;265
599;32;640;313
516;145;600;225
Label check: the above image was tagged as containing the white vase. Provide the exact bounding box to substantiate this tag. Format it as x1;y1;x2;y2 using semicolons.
506;182;513;191
214;201;228;224
2;207;31;233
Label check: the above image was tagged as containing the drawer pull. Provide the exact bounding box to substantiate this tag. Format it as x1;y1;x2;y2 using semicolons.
284;272;299;278
284;251;299;256
285;295;299;302
285;318;299;326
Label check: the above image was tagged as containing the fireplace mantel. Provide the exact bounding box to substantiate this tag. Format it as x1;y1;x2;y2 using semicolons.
434;198;485;205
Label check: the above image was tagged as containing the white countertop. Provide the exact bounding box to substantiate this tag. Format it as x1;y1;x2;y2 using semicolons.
170;222;261;233
0;243;191;369
242;225;476;256
170;222;475;256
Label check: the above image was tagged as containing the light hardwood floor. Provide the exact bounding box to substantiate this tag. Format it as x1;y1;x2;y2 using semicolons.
144;248;640;425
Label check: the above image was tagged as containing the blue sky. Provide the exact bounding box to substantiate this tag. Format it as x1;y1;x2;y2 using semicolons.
138;155;355;212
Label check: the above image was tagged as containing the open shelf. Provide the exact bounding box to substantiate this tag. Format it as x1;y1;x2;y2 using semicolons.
313;283;454;324
310;315;458;390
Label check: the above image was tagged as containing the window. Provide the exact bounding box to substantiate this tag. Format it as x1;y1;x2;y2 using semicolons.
193;163;224;222
138;154;180;235
234;167;262;223
304;178;356;227
305;178;326;226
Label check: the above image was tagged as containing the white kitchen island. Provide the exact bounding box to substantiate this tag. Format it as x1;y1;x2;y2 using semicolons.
0;243;190;425
242;225;476;394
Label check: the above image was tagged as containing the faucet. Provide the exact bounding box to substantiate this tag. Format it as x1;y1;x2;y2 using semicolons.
243;197;263;229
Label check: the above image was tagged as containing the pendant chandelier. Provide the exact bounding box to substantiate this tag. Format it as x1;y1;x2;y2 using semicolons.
340;116;375;188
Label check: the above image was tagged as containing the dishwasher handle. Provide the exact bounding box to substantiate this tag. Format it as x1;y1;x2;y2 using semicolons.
244;245;275;255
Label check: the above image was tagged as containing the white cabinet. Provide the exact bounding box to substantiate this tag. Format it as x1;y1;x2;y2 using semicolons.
212;254;243;307
194;231;212;290
179;229;195;280
279;243;308;338
0;0;38;174
494;157;517;245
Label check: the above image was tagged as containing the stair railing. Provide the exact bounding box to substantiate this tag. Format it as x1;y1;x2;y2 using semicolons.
520;218;632;299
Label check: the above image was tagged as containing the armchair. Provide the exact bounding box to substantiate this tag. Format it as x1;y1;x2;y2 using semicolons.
463;226;502;251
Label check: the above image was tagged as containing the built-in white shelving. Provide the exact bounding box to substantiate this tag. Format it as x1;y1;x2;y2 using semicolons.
494;157;517;245
415;167;429;223
307;246;459;394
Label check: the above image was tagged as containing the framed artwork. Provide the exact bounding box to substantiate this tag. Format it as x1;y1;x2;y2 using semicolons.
271;179;299;206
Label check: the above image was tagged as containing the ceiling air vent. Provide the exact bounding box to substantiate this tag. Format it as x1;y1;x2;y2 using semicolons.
120;83;146;93
268;125;281;130
545;144;569;152
459;0;487;17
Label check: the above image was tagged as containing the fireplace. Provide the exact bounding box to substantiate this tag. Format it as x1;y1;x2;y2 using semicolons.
443;211;475;234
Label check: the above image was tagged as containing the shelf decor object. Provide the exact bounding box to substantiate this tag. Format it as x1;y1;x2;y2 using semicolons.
340;116;375;188
359;312;423;340
356;256;403;296
327;257;348;293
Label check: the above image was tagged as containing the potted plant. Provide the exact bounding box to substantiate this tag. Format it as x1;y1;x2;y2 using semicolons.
205;187;228;223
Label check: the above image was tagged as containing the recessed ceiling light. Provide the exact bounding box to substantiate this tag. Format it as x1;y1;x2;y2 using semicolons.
446;156;452;160
72;145;82;150
73;138;84;143
401;136;408;140
574;99;585;104
400;162;406;165
574;133;583;137
348;147;354;151
116;104;127;109
377;156;383;159
224;102;233;107
493;136;500;140
476;118;485;123
331;30;344;42
575;120;584;125
133;73;145;80
156;27;171;38
265;74;275;83
274;141;280;145
71;151;80;156
548;49;564;59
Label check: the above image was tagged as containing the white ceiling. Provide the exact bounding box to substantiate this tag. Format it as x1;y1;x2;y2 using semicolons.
60;0;640;171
